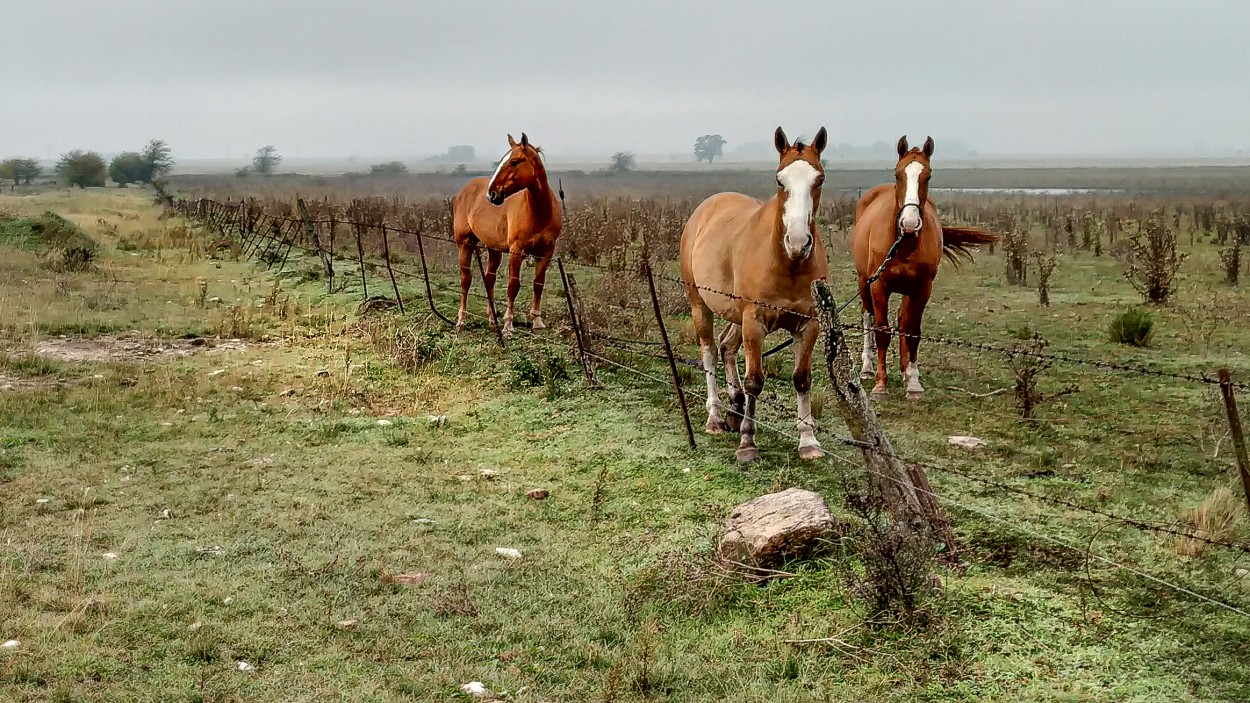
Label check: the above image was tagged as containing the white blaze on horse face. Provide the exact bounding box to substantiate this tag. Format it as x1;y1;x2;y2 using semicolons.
777;160;819;258
898;160;925;233
485;151;510;196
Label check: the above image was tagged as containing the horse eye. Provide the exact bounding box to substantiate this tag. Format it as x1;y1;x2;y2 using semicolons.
776;177;782;187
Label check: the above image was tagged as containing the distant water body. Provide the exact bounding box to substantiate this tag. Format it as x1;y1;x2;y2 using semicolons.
933;187;1126;195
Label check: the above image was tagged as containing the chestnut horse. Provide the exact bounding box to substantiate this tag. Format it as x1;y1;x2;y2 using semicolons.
452;133;562;335
851;136;997;400
681;126;829;463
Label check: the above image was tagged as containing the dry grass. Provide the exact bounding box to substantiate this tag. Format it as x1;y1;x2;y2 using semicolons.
1176;487;1244;557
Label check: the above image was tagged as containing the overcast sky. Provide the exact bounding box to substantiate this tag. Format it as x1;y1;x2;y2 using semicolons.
5;0;1249;162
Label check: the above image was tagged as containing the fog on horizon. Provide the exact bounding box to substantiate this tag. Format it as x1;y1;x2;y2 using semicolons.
5;0;1249;165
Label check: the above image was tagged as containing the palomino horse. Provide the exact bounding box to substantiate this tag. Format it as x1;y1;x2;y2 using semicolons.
851;136;997;400
451;133;562;335
680;126;830;463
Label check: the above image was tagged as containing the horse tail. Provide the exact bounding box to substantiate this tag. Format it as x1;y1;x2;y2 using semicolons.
940;225;999;266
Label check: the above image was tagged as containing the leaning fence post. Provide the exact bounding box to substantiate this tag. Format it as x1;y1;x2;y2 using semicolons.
413;228;456;327
811;279;958;557
352;220;369;299
644;262;696;450
1218;369;1250;518
378;224;406;314
297;197;334;282
556;257;595;386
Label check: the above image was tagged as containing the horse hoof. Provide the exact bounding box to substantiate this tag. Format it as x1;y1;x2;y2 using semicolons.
799;445;825;460
531;317;546;331
860;370;875;381
906;390;924;401
705;422;724;436
871;387;888;400
735;447;761;464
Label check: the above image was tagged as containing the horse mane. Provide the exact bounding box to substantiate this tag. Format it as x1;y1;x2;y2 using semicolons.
940;225;999;267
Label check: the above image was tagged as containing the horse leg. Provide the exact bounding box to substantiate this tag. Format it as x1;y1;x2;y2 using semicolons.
899;284;932;401
483;249;503;327
719;323;744;432
870;284;892;399
456;242;474;331
530;252;552;330
503;249;524;337
793;321;824;460
691;300;723;434
736;312;765;463
859;279;876;380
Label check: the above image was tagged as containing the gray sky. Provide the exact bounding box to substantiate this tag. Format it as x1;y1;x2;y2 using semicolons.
6;0;1249;162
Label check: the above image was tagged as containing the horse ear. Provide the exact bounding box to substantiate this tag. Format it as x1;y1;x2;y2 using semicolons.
507;134;517;148
923;136;934;158
775;127;789;154
813;127;828;154
897;136;909;158
520;133;530;147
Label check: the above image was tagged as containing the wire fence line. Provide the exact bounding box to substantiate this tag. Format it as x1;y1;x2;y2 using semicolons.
165;193;1250;592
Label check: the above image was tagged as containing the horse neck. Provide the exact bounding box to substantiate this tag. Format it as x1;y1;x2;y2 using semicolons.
760;195;792;262
522;161;556;227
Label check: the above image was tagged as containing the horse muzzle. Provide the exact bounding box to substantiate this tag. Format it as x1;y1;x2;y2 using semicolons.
487;191;505;206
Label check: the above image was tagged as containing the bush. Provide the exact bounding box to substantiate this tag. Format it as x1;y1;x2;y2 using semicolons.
56;150;107;188
1108;308;1154;347
43;246;97;272
370;161;408;175
0;211;98;253
508;350;570;399
1122;216;1187;304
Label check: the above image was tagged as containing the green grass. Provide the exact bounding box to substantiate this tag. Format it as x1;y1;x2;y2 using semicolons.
2;189;1250;702
0;211;98;253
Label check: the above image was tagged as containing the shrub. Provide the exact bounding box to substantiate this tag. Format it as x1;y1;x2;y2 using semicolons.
1108;308;1154;347
1122;216;1187;304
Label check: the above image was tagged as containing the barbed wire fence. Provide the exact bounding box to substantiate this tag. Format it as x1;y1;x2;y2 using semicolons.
157;188;1250;624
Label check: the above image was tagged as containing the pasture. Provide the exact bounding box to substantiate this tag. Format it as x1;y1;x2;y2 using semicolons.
2;175;1250;702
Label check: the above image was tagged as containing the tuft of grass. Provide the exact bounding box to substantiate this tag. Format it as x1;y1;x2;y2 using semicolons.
1108;307;1155;347
1176;487;1243;557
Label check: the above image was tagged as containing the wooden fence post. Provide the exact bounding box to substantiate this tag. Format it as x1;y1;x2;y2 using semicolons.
644;262;696;450
1218;368;1250;518
811;279;958;556
297;197;334;282
557;257;595;386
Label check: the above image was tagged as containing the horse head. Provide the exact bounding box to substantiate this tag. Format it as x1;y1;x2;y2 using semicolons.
486;133;545;206
893;135;934;235
773;125;828;260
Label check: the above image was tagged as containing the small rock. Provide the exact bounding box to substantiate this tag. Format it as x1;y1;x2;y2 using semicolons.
208;369;226;377
35;498;50;504
207;296;222;303
376;419;393;427
1236;568;1249;579
495;547;522;559
1;640;18;649
412;518;434;525
460;682;493;699
479;469;498;481
314;369;330;377
457;475;473;482
229;386;243;393
196;545;226;557
718;488;836;571
161;422;173;427
250;360;264;366
237;661;255;672
526;488;549;500
337;619;359;629
102;552;119;560
428;414;448;428
159;509;173;519
948;436;987;449
187;621;203;632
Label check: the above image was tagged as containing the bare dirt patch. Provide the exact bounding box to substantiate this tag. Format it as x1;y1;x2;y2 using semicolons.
0;372;62;392
34;334;261;363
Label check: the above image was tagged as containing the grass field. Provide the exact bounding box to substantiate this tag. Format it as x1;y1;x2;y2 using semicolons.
3;186;1250;702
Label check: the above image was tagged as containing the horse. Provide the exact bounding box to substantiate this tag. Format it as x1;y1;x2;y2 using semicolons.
451;133;562;336
850;135;998;400
680;126;830;463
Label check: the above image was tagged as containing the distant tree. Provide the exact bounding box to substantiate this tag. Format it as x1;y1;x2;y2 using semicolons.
17;158;41;185
609;151;636;173
369;161;409;174
694;134;727;164
234;166;251;177
446;145;475;162
452;163;468;176
0;159;19;188
56;150;107;188
141;140;174;179
252;145;282;175
109;152;149;186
